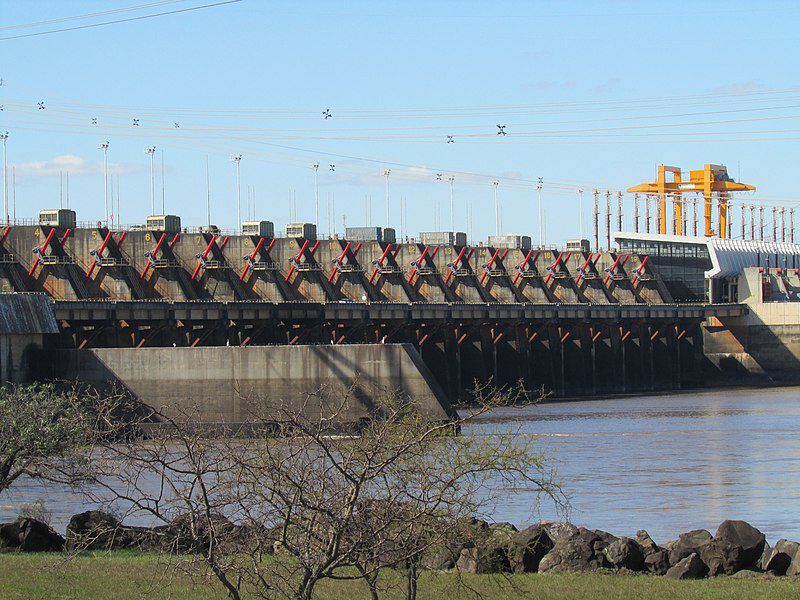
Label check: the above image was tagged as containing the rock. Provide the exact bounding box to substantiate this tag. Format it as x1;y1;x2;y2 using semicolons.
454;522;517;574
421;543;459;570
665;552;708;580
66;511;132;551
668;529;712;566
635;530;660;556
507;524;554;573
590;529;618;558
704;520;766;574
603;537;645;571
165;513;241;553
644;549;670;575
540;521;579;544
456;542;510;574
730;569;762;578
538;528;605;573
757;542;772;571
763;539;800;576
0;518;64;552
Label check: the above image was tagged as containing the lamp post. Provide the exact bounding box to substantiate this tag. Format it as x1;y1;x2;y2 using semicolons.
537;177;543;247
0;131;8;225
232;155;242;231
312;162;319;232
493;180;500;236
145;146;156;215
98;141;109;225
383;169;391;229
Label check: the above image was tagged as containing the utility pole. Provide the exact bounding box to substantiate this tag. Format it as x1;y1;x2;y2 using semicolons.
145;146;156;215
448;175;455;232
0;131;8;225
593;189;599;251
617;191;623;233
790;208;795;243
232;154;242;231
749;205;755;241
99;141;109;225
537;178;543;247
605;190;611;249
759;206;764;241
493;180;500;236
632;192;638;233
312;162;319;232
645;194;651;234
383;169;391;229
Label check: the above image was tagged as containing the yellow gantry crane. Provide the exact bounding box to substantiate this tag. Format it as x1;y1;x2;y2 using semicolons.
627;164;755;238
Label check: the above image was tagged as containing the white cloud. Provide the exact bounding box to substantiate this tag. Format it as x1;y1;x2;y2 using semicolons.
336;165;438;186
12;154;142;178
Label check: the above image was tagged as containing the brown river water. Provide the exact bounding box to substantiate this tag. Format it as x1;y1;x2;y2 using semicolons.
2;386;799;545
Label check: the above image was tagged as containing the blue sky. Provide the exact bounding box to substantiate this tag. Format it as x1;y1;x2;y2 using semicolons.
1;0;798;243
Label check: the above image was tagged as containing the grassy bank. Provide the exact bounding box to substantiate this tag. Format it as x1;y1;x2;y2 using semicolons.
0;551;797;599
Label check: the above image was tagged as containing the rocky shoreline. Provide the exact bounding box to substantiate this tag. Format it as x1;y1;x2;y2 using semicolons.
1;512;798;580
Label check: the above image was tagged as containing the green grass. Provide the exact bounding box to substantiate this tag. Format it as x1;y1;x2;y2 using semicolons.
0;551;797;599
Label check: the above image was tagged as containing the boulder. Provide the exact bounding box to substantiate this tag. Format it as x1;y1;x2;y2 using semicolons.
456;542;510;574
668;529;712;566
540;521;578;544
635;530;660;556
603;537;645;572
665;552;708;580
757;542;772;571
0;518;64;552
538;528;605;573
421;543;459;570
66;511;132;551
165;513;242;553
763;540;800;576
701;520;766;574
454;522;516;574
644;549;670;575
506;524;554;573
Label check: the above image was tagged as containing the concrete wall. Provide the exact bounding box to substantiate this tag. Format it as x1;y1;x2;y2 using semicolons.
48;343;455;427
704;267;800;382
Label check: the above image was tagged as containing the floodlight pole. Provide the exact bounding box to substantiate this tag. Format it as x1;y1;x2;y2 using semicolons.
233;154;242;231
537;178;543;247
0;131;8;225
313;162;319;232
98;141;110;225
145;146;156;215
448;175;455;232
383;169;391;229
493;180;500;236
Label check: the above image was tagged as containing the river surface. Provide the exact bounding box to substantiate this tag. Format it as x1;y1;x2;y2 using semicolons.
2;386;799;544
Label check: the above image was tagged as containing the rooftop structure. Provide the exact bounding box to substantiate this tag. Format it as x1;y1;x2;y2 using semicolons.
614;230;800;302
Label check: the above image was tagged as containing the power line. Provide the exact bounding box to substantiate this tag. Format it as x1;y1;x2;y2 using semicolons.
0;0;243;42
0;0;187;32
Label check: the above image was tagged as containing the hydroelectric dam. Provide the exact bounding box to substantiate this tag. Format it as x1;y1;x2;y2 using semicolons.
0;208;781;427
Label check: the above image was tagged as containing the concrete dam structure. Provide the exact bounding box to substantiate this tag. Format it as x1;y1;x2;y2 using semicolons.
0;213;768;426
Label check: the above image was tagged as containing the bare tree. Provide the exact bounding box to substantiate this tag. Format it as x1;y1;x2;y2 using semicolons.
84;382;560;600
0;382;127;496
